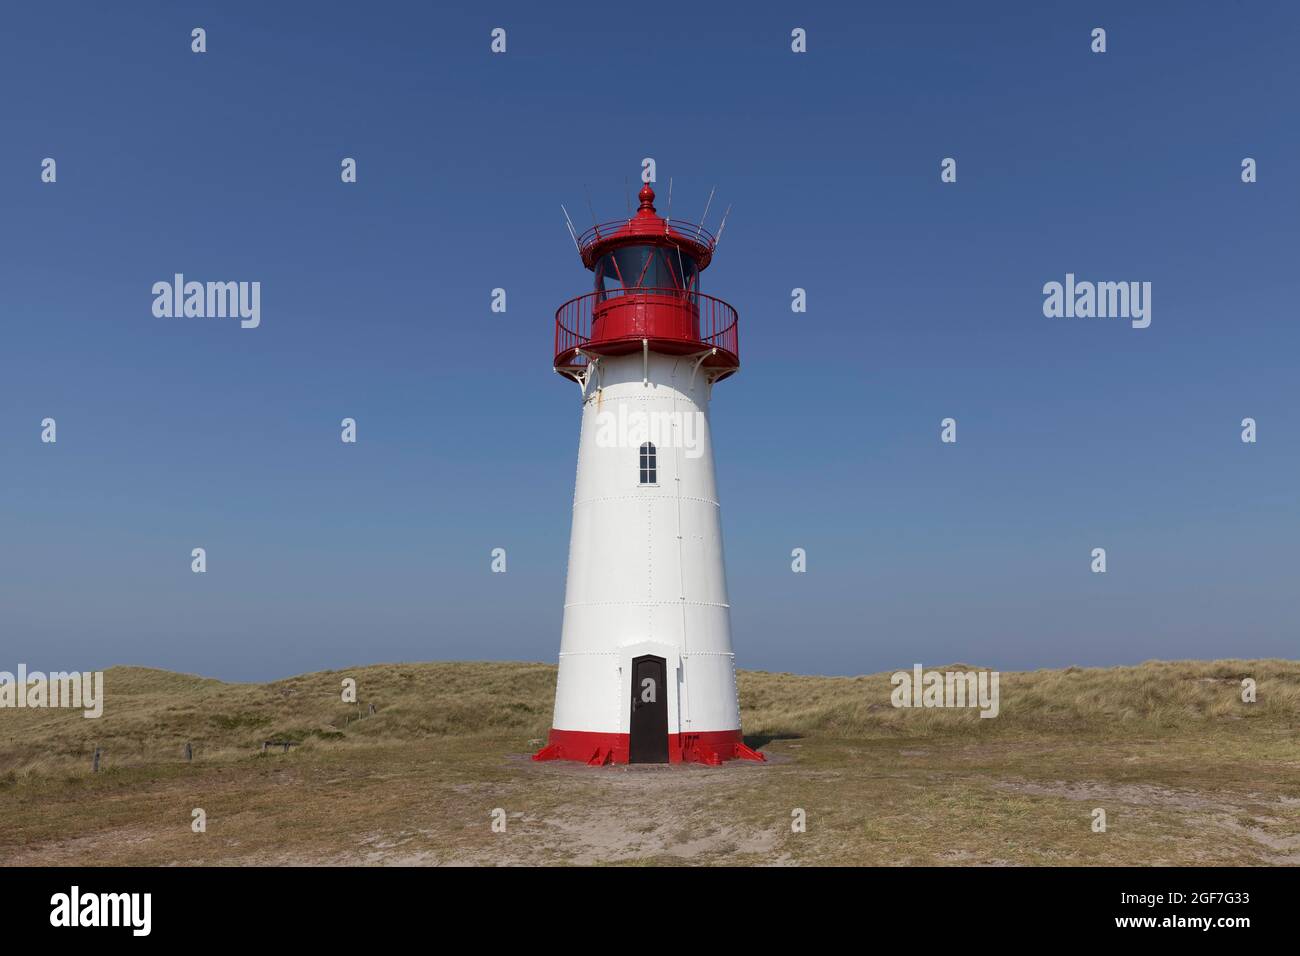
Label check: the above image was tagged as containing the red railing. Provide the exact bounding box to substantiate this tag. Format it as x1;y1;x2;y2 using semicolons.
577;219;717;258
554;289;739;373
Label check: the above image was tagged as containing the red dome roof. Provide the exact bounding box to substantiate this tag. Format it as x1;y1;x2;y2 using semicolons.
576;183;716;271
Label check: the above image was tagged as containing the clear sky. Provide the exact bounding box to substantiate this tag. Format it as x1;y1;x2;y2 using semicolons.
2;1;1297;681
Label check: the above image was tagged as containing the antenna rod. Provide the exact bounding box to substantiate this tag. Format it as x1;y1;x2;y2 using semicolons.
665;177;673;233
560;204;581;252
696;186;716;240
583;185;600;238
714;204;733;248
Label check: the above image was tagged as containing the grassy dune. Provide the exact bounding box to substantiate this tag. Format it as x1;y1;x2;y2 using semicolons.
3;659;1294;780
1;660;1297;866
742;659;1300;738
0;662;558;780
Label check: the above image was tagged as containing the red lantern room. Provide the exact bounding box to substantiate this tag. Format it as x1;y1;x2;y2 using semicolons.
554;183;740;384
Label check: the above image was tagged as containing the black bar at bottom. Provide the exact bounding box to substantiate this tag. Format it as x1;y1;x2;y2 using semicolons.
0;865;1284;940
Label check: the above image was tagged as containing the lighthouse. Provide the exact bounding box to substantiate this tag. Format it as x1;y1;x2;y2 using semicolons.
533;181;764;766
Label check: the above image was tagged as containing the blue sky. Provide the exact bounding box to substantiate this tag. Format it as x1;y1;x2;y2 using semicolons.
1;1;1297;680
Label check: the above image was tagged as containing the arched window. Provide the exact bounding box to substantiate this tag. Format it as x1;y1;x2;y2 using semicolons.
639;442;657;484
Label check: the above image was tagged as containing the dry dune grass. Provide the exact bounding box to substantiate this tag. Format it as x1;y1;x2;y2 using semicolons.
1;659;1297;866
1;659;1295;782
740;659;1300;739
0;662;557;781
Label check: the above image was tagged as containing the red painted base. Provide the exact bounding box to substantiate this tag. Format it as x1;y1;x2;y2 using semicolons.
532;728;767;766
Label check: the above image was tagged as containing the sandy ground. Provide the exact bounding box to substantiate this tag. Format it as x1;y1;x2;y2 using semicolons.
3;732;1297;866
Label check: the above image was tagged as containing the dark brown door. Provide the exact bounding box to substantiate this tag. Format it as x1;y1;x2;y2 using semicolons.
629;655;669;763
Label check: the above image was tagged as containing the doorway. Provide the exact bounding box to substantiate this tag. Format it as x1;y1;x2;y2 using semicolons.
629;655;669;763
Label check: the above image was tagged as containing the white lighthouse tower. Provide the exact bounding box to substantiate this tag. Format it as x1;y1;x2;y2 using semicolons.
534;182;764;766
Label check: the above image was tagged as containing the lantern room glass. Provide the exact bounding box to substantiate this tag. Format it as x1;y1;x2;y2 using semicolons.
595;245;698;299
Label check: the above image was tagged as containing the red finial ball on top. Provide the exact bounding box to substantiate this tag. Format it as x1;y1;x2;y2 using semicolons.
637;182;656;212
